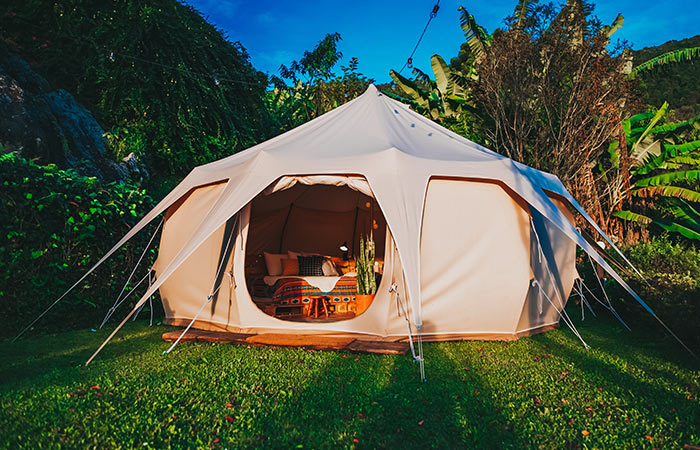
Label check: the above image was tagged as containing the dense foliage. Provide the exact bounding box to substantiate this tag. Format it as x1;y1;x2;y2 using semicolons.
0;0;275;178
2;317;697;448
0;154;157;337
606;104;700;241
633;35;700;119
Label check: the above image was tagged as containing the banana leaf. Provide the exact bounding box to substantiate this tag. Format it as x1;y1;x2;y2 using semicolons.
655;221;700;240
430;55;450;95
665;140;700;155
612;210;652;224
411;67;436;90
601;13;624;39
630;46;700;78
389;70;430;108
633;186;700;202
607;140;620;168
635;169;700;187
671;200;700;224
457;6;489;61
631;102;668;156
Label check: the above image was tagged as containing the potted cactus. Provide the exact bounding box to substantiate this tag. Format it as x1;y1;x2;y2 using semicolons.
354;233;376;314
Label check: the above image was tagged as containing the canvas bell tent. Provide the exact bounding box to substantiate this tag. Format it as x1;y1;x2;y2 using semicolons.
17;85;689;366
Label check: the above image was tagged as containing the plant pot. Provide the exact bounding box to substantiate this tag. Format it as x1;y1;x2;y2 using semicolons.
355;294;375;315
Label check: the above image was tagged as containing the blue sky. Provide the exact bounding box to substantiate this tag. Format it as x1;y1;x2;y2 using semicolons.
184;0;699;84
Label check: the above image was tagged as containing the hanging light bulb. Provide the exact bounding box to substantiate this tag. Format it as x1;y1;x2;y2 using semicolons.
108;51;115;62
213;76;220;86
407;57;413;69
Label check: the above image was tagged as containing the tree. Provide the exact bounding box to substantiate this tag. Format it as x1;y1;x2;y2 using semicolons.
0;0;275;180
269;34;374;132
467;1;634;229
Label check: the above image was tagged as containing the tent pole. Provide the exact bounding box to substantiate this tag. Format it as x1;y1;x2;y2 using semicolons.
278;203;294;253
351;207;359;259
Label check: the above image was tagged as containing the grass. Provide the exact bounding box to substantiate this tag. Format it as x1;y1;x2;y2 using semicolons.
1;312;699;449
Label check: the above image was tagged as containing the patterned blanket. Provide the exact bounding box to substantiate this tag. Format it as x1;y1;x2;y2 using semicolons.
272;276;358;307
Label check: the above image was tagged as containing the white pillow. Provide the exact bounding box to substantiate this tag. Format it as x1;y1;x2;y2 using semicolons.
322;258;339;276
287;250;301;260
264;252;286;276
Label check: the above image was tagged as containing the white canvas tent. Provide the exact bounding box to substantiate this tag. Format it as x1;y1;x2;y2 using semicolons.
18;85;689;364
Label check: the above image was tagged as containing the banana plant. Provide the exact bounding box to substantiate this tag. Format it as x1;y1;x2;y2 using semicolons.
610;104;700;240
388;55;470;121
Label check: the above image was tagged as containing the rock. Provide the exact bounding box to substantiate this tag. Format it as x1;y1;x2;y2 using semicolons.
0;45;143;182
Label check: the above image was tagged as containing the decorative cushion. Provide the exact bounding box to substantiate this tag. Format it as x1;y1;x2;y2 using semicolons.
322;258;339;276
281;257;299;276
264;252;287;276
298;255;325;276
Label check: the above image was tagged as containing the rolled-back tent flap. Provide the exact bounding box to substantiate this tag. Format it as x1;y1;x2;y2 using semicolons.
263;175;374;197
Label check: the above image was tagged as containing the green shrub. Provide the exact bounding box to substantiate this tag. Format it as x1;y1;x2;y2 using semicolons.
0;153;158;338
600;236;700;348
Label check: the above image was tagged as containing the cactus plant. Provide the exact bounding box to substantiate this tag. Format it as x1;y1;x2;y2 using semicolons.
355;233;376;295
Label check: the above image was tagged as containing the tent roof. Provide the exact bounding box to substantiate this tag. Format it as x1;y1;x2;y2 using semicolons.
196;84;503;172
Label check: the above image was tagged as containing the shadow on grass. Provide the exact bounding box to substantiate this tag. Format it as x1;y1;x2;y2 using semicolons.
533;326;699;429
242;342;527;448
0;321;172;390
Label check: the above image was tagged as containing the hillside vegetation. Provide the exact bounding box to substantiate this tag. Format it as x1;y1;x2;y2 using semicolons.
0;0;275;182
633;35;700;118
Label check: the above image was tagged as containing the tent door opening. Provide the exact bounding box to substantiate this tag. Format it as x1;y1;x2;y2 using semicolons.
244;176;387;323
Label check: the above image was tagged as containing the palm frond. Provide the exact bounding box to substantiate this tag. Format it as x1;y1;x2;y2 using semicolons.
513;0;537;29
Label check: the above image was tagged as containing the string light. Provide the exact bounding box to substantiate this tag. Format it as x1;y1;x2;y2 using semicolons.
398;1;440;74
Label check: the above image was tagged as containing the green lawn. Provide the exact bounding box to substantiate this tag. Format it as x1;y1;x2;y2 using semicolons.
1;313;699;449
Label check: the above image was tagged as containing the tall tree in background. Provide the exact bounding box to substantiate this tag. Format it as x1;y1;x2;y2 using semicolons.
269;33;374;132
471;1;634;230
